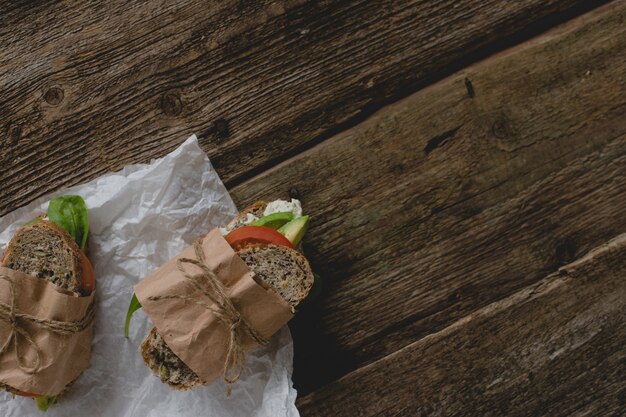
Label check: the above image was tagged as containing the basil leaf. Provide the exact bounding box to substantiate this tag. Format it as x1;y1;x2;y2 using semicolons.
35;395;57;412
124;293;142;338
47;195;89;250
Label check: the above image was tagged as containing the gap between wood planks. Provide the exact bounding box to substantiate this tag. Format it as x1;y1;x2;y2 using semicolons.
224;0;612;190
296;233;626;416
0;0;615;215
230;0;626;395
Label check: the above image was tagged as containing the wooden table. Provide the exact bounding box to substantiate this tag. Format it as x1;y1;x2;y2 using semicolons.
1;1;624;415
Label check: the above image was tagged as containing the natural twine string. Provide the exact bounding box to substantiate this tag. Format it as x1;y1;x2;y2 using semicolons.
0;274;95;375
147;239;267;396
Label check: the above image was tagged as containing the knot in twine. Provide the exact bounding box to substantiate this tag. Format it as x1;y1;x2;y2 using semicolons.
0;275;95;375
148;239;267;395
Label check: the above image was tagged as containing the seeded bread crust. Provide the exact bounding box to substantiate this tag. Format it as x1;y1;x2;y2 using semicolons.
2;220;85;295
224;201;267;232
141;234;314;390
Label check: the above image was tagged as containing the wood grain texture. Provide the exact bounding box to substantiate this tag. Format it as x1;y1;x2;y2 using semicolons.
0;0;602;215
230;1;626;394
297;233;626;416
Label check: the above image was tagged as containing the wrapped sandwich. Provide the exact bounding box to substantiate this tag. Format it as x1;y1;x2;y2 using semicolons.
0;195;95;411
126;199;315;393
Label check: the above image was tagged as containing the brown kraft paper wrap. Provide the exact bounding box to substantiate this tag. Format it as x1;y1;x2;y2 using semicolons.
134;228;294;387
0;267;95;396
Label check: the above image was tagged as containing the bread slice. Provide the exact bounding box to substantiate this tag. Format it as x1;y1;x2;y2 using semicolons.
223;201;267;232
2;220;85;295
140;243;314;390
237;244;314;307
141;327;201;390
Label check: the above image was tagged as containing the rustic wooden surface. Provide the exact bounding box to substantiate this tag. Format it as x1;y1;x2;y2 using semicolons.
233;0;626;398
297;234;626;416
1;0;625;415
0;0;604;215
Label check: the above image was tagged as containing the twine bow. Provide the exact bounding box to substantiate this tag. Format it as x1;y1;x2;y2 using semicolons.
148;239;267;395
0;275;95;375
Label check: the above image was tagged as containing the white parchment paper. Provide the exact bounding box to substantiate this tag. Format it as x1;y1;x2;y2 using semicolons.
0;136;300;417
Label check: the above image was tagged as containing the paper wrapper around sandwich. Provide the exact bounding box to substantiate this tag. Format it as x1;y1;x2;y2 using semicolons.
134;228;294;386
0;267;94;396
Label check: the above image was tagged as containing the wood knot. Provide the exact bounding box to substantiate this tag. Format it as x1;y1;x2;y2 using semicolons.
43;87;64;106
160;93;182;117
214;118;230;140
491;115;512;139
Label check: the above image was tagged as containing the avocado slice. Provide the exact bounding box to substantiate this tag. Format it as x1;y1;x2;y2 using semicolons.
278;215;309;246
251;212;294;229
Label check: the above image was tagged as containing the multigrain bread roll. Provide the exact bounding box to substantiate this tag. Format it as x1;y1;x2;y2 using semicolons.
0;195;94;411
140;201;314;390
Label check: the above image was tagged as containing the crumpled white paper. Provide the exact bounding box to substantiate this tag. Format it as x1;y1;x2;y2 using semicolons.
0;136;300;417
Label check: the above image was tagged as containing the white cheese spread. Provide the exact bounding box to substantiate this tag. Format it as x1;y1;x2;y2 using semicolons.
220;198;303;235
263;199;302;218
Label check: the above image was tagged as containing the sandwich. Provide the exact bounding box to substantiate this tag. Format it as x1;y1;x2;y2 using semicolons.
127;198;315;390
0;195;94;411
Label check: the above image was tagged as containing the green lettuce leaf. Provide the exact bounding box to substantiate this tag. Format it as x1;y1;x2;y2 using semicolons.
124;293;142;338
47;195;89;249
35;395;57;412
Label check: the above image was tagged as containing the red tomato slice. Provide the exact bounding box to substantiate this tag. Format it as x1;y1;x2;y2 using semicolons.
15;390;39;398
225;226;295;251
80;251;95;294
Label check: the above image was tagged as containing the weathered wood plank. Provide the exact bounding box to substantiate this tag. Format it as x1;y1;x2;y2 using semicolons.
297;233;626;416
230;2;626;393
0;0;603;215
